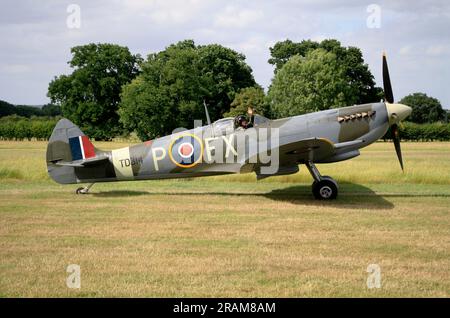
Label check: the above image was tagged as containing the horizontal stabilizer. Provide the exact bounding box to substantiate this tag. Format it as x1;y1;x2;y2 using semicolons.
54;155;109;167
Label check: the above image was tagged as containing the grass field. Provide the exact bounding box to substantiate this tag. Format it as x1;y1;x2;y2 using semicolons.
0;140;449;297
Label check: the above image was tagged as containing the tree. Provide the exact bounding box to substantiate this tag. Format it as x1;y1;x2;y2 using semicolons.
0;100;16;117
119;78;174;141
14;105;42;117
47;43;142;140
41;104;61;116
399;93;446;123
267;49;356;118
198;44;256;120
224;86;269;118
269;39;382;105
119;40;256;140
269;39;319;71
1;100;49;118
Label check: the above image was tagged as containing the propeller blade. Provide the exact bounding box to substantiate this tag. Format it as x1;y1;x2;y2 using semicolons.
391;124;404;171
382;52;394;104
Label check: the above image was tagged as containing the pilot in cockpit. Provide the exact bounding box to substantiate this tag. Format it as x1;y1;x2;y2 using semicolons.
235;115;249;129
235;106;255;130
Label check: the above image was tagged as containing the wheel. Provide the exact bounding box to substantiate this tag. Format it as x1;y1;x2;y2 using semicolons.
321;176;338;189
312;178;338;200
311;176;337;190
76;187;87;194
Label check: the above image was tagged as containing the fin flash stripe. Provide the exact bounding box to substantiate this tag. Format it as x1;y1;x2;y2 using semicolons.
69;136;95;160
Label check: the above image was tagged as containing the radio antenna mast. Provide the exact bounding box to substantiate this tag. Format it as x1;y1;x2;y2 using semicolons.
203;100;211;126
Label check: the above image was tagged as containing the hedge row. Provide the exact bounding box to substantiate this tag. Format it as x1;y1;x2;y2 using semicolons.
0;116;59;141
385;122;450;141
1;116;450;142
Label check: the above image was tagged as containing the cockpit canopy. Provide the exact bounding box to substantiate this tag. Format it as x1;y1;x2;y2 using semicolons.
212;117;234;135
211;114;270;136
252;114;270;126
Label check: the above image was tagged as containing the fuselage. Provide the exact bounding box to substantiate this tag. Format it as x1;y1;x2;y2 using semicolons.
47;102;392;184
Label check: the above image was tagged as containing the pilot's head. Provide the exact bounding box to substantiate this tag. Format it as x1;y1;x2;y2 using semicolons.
236;115;248;128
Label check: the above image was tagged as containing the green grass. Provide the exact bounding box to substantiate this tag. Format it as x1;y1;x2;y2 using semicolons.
1;141;450;184
0;141;449;297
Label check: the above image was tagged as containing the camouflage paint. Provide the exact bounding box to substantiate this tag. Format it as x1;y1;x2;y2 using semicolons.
46;103;393;184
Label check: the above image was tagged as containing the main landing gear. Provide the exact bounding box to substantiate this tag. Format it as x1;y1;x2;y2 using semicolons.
305;161;338;200
75;183;95;194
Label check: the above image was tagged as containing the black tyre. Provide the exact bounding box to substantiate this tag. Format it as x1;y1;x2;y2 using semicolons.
321;176;338;188
312;179;338;200
311;176;336;190
76;187;85;194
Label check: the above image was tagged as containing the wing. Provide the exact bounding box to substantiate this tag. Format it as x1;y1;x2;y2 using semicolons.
276;138;364;166
276;137;335;166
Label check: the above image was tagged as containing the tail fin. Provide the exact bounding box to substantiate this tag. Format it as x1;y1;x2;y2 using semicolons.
46;118;101;184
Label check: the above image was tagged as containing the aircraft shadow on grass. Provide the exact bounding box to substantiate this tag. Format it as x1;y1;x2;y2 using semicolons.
261;184;395;210
92;183;396;210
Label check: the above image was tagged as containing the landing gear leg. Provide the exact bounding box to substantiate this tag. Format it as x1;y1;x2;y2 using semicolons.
305;161;338;200
76;183;95;194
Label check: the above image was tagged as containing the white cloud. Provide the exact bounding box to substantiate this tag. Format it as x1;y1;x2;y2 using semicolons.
426;45;449;56
0;0;450;107
118;0;209;25
227;36;270;54
214;5;264;28
0;64;31;74
399;46;412;56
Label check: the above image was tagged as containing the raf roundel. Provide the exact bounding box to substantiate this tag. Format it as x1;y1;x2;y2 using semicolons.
169;134;203;168
178;142;194;159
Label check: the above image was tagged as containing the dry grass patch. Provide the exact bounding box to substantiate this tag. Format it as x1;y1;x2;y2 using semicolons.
0;141;449;297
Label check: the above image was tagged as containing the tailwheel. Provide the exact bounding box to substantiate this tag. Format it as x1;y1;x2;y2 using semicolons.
312;178;338;200
75;183;95;194
76;187;86;194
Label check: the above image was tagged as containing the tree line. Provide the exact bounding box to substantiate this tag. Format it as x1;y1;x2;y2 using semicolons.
0;39;448;141
0;100;61;118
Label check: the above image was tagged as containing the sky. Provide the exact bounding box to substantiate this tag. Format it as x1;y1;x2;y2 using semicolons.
1;0;449;108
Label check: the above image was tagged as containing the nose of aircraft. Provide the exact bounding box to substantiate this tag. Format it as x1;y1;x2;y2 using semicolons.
386;103;412;125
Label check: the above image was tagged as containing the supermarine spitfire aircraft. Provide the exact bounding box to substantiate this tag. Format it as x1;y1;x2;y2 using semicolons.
46;54;411;200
